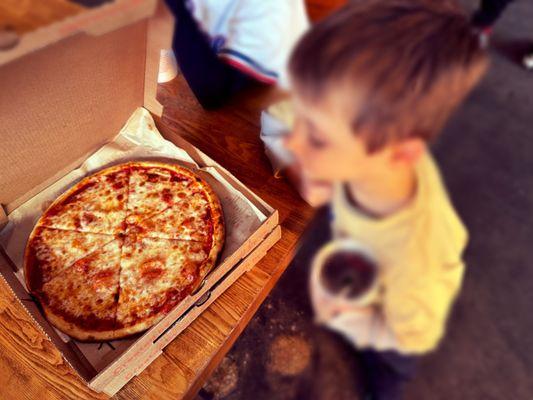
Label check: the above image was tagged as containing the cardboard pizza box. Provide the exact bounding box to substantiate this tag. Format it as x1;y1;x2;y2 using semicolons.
0;0;280;396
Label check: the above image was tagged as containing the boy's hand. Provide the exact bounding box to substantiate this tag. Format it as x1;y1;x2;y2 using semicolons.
285;164;333;207
314;303;374;325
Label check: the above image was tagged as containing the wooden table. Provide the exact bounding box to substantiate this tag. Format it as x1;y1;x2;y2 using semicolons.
0;74;313;399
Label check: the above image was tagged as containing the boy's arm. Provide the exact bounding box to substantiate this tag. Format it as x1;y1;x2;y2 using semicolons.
166;0;253;109
327;261;464;354
382;262;465;353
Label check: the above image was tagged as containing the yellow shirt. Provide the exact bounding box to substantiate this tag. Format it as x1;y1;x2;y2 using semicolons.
325;153;468;355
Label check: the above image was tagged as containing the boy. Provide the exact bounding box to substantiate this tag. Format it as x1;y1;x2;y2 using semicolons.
281;1;488;399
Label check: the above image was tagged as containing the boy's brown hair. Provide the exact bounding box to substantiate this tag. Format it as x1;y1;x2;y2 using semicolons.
289;0;488;153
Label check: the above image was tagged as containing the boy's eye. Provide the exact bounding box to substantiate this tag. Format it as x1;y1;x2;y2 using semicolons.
306;121;328;149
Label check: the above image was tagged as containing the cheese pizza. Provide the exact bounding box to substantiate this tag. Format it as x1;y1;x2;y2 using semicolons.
24;162;224;341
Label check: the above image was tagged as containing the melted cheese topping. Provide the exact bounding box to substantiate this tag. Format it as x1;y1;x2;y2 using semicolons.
116;236;207;327
126;167;195;222
41;209;126;234
56;169;129;212
129;192;211;241
41;239;122;326
30;228;115;284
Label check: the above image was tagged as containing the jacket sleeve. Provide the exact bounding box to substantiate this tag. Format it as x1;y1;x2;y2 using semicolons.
165;0;253;109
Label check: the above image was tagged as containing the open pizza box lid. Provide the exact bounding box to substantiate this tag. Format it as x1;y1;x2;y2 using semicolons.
0;0;280;395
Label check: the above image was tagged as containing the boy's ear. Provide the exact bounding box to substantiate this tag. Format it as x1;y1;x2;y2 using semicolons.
391;138;425;165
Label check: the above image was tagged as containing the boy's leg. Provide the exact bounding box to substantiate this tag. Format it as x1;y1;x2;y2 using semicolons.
359;349;418;400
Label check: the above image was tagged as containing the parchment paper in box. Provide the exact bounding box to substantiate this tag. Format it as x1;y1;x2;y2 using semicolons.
0;107;266;371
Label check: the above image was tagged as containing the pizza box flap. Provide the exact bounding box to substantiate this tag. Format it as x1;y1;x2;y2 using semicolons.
0;0;173;210
0;0;157;67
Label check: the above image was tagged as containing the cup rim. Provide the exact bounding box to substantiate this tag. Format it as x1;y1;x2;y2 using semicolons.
310;238;379;306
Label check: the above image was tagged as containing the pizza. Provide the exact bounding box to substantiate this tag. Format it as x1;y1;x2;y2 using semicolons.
24;162;224;341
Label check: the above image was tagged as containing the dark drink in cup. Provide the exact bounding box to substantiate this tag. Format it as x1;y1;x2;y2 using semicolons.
320;251;376;299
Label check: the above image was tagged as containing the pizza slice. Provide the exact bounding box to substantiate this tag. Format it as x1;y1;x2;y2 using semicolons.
37;238;123;341
51;167;129;213
126;191;212;242
125;165;196;224
25;227;116;292
40;166;130;234
114;235;208;337
39;209;126;234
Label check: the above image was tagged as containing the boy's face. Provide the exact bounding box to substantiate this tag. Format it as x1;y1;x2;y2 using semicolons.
285;91;396;186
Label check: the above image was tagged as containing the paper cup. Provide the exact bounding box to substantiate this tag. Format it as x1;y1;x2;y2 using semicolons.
310;239;379;323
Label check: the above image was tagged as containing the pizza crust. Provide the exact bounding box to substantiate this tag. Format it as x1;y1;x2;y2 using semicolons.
24;161;225;342
111;314;166;340
40;303;116;341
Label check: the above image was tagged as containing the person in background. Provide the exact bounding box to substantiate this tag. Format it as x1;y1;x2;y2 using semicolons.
162;0;309;109
269;1;489;398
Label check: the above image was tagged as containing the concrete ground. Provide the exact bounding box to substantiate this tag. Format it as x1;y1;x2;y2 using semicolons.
200;1;533;399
